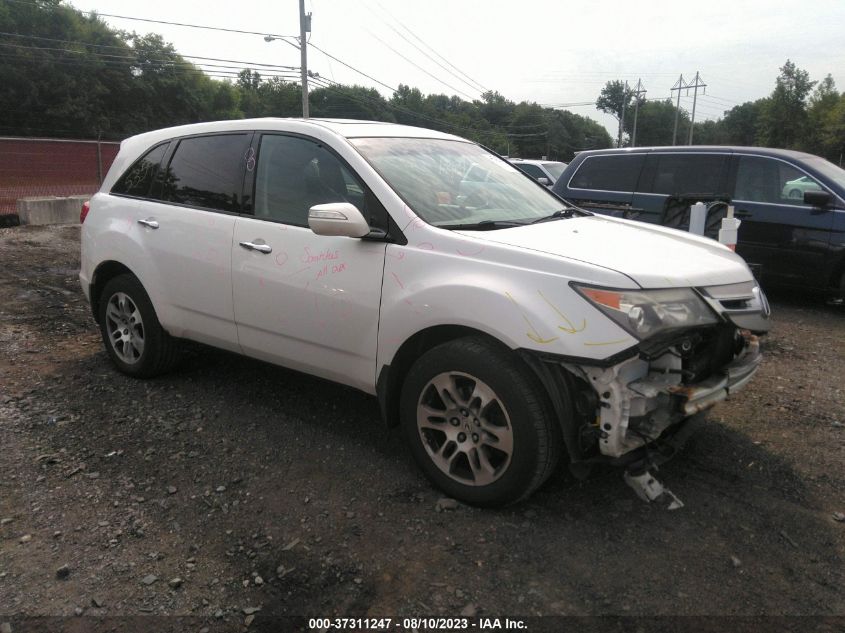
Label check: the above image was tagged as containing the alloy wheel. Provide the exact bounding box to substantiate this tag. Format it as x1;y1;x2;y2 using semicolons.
416;371;513;486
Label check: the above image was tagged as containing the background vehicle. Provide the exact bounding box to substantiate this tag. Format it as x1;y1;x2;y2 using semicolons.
782;175;822;200
80;120;768;507
552;146;845;297
508;158;567;186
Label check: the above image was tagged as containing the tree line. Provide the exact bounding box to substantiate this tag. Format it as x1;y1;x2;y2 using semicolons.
597;61;845;163
3;1;843;164
0;0;611;160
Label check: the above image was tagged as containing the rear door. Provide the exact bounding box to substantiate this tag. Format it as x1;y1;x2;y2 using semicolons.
730;154;835;288
231;132;387;393
137;132;251;351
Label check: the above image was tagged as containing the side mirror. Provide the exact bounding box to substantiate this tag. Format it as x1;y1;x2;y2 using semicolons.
308;203;370;238
537;177;552;186
803;190;832;208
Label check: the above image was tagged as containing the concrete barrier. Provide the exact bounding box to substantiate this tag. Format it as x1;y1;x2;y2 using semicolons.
16;195;89;225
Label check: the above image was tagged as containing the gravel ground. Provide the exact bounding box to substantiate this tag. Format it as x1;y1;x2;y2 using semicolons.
0;225;843;627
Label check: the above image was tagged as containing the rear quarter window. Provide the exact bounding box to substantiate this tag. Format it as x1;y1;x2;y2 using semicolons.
569;154;645;192
111;142;169;198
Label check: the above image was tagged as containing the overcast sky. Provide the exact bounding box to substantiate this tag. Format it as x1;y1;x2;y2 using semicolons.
69;0;845;135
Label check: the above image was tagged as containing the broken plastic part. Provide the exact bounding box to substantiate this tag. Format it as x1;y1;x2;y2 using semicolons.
624;469;684;510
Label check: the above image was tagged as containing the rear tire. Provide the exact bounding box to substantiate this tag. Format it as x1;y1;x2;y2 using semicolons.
400;337;561;507
97;274;179;378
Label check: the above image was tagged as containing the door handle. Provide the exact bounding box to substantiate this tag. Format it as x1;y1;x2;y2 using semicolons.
239;241;272;254
137;218;159;229
733;210;752;218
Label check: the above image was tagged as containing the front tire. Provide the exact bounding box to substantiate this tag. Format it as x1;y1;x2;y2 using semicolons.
97;274;178;378
400;337;561;506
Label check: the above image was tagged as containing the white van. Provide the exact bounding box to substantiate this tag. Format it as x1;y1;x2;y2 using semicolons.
80;118;769;506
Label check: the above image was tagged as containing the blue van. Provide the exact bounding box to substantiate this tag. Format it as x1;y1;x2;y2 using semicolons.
552;146;845;297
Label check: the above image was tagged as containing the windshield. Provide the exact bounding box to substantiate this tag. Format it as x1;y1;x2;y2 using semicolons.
543;162;566;181
805;157;845;192
350;137;565;227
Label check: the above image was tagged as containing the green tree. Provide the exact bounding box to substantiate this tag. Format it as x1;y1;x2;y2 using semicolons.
596;80;634;143
719;100;765;146
627;100;690;146
806;75;840;157
757;59;816;149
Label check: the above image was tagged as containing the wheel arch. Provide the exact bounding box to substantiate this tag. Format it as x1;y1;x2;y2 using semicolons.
377;325;565;434
89;260;137;321
377;325;511;428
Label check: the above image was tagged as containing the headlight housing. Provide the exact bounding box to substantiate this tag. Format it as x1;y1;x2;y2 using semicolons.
572;284;719;340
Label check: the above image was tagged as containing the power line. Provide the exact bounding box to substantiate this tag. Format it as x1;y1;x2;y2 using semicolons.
364;28;478;100
360;0;486;95
372;0;487;93
0;32;300;70
308;42;398;93
6;0;297;40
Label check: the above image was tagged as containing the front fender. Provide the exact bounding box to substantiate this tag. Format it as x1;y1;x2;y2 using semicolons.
376;240;637;372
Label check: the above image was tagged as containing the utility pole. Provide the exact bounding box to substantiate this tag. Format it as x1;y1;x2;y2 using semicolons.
630;79;646;147
299;0;311;118
617;80;628;147
670;74;687;146
687;71;706;145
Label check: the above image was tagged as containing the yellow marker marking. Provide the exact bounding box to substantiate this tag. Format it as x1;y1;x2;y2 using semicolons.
537;290;586;333
505;292;559;345
583;339;631;347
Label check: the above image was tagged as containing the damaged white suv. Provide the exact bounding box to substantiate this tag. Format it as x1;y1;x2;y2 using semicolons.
80;118;770;506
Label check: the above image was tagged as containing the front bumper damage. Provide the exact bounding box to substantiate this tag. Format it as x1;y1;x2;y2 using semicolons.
523;328;762;509
568;331;761;459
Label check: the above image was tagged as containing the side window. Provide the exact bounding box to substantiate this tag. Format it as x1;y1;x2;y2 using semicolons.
111;142;168;198
516;164;546;180
734;156;824;205
650;154;727;195
253;134;369;226
162;134;251;212
569;155;645;192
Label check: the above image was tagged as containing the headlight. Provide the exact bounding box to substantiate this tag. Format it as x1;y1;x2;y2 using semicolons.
572;284;719;340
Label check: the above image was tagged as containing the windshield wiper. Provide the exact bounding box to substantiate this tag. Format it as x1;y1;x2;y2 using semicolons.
530;208;577;224
438;219;528;231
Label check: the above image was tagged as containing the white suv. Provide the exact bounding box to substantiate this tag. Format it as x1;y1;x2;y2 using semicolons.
508;158;567;186
80;118;769;506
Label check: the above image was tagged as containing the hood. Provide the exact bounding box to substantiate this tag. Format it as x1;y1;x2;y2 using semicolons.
458;215;754;288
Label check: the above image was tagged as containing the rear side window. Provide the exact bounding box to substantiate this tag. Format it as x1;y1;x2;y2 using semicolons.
111;142;168;198
569;155;645;192
162;134;251;212
649;154;728;195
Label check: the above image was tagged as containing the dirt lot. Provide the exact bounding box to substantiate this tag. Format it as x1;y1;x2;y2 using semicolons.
0;225;843;628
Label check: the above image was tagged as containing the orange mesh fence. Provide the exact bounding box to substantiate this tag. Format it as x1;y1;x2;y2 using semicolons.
0;137;120;215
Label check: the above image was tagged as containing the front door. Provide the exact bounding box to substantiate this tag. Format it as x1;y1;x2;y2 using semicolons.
730;155;834;288
231;133;387;393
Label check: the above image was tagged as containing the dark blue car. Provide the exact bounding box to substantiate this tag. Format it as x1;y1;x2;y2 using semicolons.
552;146;845;298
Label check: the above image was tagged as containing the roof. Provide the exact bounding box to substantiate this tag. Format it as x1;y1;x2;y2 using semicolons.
121;117;465;152
575;145;821;160
509;158;567;165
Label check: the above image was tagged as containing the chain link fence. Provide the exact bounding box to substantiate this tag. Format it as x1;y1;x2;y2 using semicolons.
0;137;121;219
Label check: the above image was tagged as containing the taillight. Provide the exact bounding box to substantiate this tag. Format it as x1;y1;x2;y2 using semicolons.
80;200;90;224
